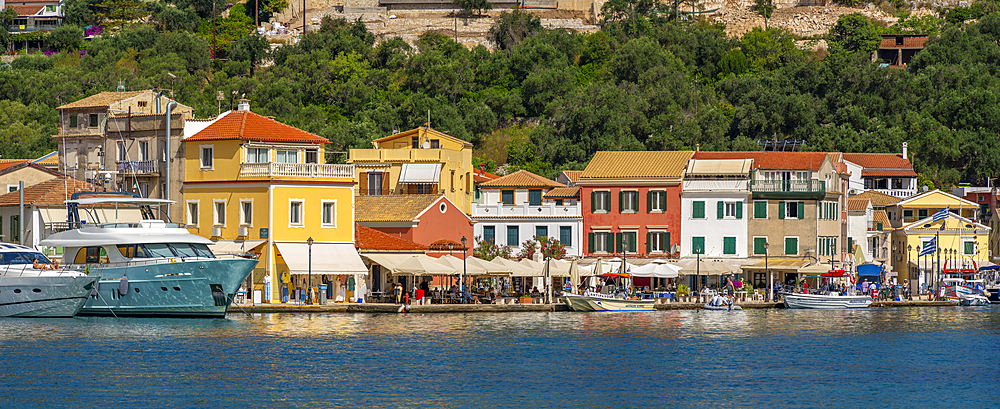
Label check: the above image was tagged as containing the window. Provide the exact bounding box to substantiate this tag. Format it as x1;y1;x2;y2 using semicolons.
187;201;198;226
753;237;767;255
305;149;318;164
620;191;638;212
692;201;706;219
529;189;542;206
138;141;149;161
430;139;440;149
275;150;297;163
536;226;548;239
754;201;767;219
779;201;803;219
89;113;98;127
240;200;253;226
70;115;77;128
507;226;519;247
200;145;213;169
46;4;54;11
117;141;127;161
213;200;226;226
321;201;336;227
502;190;514;205
9;216;18;243
246;147;269;163
162;141;168;161
620;232;637;253
964;241;976;255
560;226;572;246
593;191;610;212
367;172;383;195
819;237;838;256
691;237;705;254
7;185;17;193
483;226;495;244
555;199;563;206
450;170;455;192
411;137;419;148
918;209;928;219
649;191;666;212
591;232;612;253
785;237;798;255
289;200;303;227
648;232;668;253
719;201;741;219
724;237;737;255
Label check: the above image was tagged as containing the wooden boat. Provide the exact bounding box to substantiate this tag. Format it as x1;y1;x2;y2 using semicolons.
782;292;873;309
562;292;656;312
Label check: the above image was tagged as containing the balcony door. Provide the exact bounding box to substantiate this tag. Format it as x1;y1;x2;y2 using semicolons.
368;172;383;195
781;171;791;192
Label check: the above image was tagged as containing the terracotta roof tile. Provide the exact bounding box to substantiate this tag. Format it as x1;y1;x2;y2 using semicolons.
0;161;29;173
871;210;891;231
473;167;500;183
581;151;694;179
544;186;580;199
561;170;583;183
880;35;928;49
850;190;902;207
0;177;109;206
12;5;43;16
847;198;870;211
0;161;63;177
843;153;916;177
479;170;563;188
693;151;830;171
355;195;442;222
184;111;328;144
57;91;148;109
355;224;427;251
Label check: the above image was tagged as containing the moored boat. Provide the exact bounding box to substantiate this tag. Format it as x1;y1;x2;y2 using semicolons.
0;244;97;317
563;291;656;312
782;292;873;309
40;194;257;318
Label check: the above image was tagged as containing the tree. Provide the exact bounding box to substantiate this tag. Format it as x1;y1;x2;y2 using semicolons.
827;13;880;55
45;24;84;52
753;0;774;30
228;33;269;77
1;7;17;52
515;235;567;260
473;237;512;261
488;7;542;51
95;0;151;29
454;0;492;16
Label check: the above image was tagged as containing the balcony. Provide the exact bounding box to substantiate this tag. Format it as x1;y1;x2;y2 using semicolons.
750;179;826;200
239;162;354;179
472;203;581;218
117;160;158;175
359;187;445;196
872;188;917;198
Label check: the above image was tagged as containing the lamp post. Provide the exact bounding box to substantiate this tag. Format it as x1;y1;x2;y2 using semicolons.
764;241;771;302
829;242;836;271
460;236;467;304
907;244;913;300
695;245;701;299
307;236;313;305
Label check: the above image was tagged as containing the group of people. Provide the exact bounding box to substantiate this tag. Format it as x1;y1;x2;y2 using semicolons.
32;258;57;270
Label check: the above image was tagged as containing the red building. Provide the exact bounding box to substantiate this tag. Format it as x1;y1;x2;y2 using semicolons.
579;151;694;258
355;195;473;257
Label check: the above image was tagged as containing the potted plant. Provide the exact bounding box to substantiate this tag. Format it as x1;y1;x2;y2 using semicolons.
676;284;689;297
518;294;533;304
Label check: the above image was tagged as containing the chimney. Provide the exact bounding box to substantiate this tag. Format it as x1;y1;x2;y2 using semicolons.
902;142;908;160
237;99;250;111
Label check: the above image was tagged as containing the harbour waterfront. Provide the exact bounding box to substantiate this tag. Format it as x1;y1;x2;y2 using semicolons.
0;307;998;407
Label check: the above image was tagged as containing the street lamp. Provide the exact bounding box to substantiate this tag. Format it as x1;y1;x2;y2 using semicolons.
764;241;771;302
907;244;913;300
460;236;467;304
307;236;313;305
695;245;702;299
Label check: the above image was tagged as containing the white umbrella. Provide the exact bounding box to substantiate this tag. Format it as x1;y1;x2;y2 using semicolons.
436;255;487;276
568;259;581;294
631;263;681;279
392;255;458;276
493;258;537;277
466;256;514;276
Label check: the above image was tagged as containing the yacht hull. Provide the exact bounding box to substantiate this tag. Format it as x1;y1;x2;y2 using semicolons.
79;258;257;318
783;293;873;309
563;293;657;312
0;275;98;317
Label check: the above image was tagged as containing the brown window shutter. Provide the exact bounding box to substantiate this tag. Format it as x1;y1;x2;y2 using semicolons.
382;172;390;194
359;172;367;195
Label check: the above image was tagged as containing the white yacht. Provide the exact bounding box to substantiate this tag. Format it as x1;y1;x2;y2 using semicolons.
40;194;257;318
0;243;97;317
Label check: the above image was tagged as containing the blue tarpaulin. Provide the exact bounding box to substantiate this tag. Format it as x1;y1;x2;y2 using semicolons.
856;264;882;277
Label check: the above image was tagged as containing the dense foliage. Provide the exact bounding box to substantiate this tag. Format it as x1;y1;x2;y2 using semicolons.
2;5;1000;189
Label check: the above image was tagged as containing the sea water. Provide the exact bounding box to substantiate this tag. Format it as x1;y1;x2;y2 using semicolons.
0;307;997;408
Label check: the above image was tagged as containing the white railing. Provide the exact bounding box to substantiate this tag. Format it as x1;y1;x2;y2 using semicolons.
240;163;355;179
117;160;158;174
472;203;581;218
873;188;917;198
683;180;750;191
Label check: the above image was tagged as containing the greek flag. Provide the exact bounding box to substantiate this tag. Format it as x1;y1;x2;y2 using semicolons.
932;207;950;221
919;237;937;257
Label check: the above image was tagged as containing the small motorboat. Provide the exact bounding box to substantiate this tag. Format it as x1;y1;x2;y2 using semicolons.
703;294;742;311
563;291;657;312
782;292;873;309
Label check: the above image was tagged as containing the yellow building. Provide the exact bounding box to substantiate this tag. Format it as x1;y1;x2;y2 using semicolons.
183;103;367;303
889;190;989;291
347;126;474;214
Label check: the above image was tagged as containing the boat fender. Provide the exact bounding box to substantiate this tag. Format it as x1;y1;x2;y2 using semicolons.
90;280;100;298
119;275;129;297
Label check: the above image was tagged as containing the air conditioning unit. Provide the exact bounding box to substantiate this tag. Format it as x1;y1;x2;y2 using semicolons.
238;226;249;237
211;227;222;237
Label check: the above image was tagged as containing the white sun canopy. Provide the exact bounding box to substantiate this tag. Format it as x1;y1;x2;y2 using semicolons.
398;163;442;184
275;242;367;275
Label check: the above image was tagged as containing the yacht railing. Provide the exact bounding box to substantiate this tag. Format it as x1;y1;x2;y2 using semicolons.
60;253;257;273
0;264;89;277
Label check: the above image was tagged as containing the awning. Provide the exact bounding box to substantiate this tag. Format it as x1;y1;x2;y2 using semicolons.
210;240;264;254
399;163;441;184
361;253;457;276
741;259;810;271
275;242;367;275
799;263;834;275
856;263;882;277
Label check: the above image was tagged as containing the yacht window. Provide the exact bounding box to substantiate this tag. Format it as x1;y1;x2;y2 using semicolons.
117;245;135;258
75;247;108;263
190;244;215;258
142;243;176;258
0;252;50;265
168;244;198;258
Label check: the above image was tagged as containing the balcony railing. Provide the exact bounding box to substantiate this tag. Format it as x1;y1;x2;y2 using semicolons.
240;162;355;179
472;203;581;218
117;160;158;174
750;179;826;199
360;188;445;196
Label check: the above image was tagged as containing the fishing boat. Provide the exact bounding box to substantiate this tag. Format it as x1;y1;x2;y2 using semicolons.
0;244;98;317
942;277;991;306
562;291;657;312
782;292;873;309
39;193;258;318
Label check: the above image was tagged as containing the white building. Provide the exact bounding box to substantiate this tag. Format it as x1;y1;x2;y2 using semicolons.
843;144;918;199
472;170;583;257
679;159;753;259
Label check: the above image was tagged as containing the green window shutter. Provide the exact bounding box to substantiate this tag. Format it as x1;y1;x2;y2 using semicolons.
615;233;623;253
847;237;853;251
605;192;611;212
724;237;736;255
692;237;705;254
717;201;724;219
778;201;785;219
785;237;797;255
647;191;653;212
798;202;805;219
591;191;596;212
965;241;974;255
754;237;765;255
693;201;705;219
646;232;651;253
588;233;595;253
632;192;639;212
736;202;743;219
619;191;624;212
660;192;667;210
665;232;671;252
834;202;838;219
754;201;766;219
606;233;614;251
